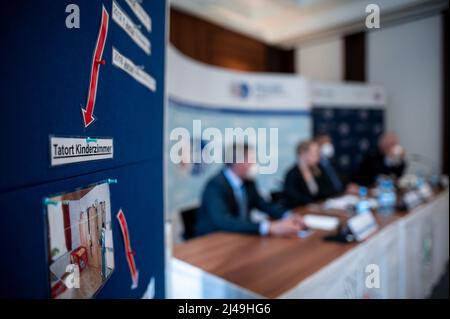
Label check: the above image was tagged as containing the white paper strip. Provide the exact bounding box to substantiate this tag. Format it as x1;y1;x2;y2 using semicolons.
112;0;151;55
112;47;156;92
304;214;340;231
125;0;151;32
50;137;114;166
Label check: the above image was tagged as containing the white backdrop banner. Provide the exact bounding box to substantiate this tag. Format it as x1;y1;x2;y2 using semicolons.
166;46;311;215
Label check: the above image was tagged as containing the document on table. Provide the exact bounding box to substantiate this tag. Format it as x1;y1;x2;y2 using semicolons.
323;195;358;210
303;214;340;231
323;195;378;211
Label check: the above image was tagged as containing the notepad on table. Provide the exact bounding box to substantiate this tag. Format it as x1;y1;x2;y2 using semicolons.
303;214;339;231
323;195;358;210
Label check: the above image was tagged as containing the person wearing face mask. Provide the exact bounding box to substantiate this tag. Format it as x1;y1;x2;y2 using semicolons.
196;143;304;237
283;140;338;209
353;132;407;186
315;134;344;194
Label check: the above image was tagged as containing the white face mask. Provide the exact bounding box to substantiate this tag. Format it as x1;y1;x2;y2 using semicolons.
246;164;259;180
320;143;335;159
392;144;403;158
386;144;403;166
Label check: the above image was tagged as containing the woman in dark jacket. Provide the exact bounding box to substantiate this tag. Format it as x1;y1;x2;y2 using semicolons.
283;140;338;209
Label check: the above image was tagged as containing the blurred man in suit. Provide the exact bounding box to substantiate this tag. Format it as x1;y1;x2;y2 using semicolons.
315;133;344;194
315;133;360;195
353;132;407;186
196;143;304;237
283;140;338;209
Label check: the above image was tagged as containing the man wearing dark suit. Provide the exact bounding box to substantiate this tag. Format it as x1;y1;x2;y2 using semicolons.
315;133;361;196
353;132;407;186
196;143;304;237
283;140;338;209
315;133;344;194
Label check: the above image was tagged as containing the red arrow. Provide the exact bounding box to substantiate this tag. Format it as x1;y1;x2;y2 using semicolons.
117;209;139;289
81;6;109;128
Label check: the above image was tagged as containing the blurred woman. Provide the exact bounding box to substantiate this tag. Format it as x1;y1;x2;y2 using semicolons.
283;140;338;208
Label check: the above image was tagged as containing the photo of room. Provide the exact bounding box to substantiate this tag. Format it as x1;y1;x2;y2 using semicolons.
46;183;114;299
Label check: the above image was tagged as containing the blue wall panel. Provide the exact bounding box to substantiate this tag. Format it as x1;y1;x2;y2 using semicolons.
0;0;166;191
0;0;166;298
0;161;165;298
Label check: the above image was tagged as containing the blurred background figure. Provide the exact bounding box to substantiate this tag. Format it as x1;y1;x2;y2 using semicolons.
283;140;339;209
315;133;361;195
353;132;407;186
315;133;344;193
196;143;304;237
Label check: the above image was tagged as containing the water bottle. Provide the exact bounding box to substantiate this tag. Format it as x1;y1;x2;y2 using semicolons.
378;179;396;216
356;186;371;215
416;175;432;201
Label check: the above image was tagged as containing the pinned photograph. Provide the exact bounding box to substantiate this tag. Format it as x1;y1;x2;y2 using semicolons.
45;182;114;299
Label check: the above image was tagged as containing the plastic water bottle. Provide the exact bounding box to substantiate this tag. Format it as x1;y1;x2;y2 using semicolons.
416;175;433;201
356;186;371;215
378;179;397;216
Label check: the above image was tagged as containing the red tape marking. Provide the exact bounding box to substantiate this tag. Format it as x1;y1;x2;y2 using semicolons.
116;209;139;289
81;6;109;128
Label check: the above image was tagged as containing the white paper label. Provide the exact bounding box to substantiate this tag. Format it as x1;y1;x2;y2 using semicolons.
304;214;339;231
125;0;151;32
50;137;114;166
347;212;378;242
112;47;156;92
112;0;151;55
403;190;422;209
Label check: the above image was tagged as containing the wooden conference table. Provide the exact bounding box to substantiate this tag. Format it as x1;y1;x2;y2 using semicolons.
172;190;449;298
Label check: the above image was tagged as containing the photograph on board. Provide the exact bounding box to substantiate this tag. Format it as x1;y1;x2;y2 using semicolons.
45;182;114;299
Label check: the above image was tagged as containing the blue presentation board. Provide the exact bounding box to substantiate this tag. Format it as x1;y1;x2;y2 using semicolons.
313;107;384;178
0;0;166;298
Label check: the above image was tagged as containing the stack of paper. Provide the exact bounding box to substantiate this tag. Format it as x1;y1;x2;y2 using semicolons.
304;214;340;231
323;195;359;210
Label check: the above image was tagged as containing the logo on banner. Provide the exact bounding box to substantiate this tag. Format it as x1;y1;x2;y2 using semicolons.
230;82;286;100
231;82;251;99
